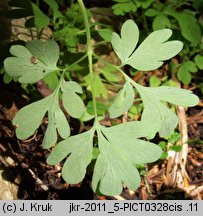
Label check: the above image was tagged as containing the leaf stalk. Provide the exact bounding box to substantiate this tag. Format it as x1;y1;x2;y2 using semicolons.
78;0;98;121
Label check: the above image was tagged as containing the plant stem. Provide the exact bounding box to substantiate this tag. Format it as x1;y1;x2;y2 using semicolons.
64;53;87;73
78;0;98;121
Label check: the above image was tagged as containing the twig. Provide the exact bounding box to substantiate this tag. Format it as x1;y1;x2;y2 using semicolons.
113;195;126;200
166;105;190;188
28;168;49;191
177;106;190;188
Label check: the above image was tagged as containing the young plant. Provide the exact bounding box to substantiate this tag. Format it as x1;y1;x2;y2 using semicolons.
3;0;199;196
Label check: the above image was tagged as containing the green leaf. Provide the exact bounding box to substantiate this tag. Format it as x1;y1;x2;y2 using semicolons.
140;0;155;9
148;86;199;107
109;81;134;118
152;14;171;30
159;141;167;150
13;91;70;148
112;1;137;15
31;2;50;29
92;147;100;160
92;122;162;195
80;109;95;122
3;73;12;84
177;69;191;85
43;72;59;91
4;40;59;83
61;80;83;94
42;115;57;149
47;129;94;183
111;20;139;63
26;40;59;70
85;73;108;98
194;55;203;70
54;26;79;47
87;101;108;116
160;151;168;159
125;28;183;71
145;8;158;17
177;61;197;85
162;79;178;87
153;2;164;10
61;81;85;119
133;83;199;137
176;13;201;45
102;65;122;82
62;91;85;119
168;132;181;144
43;0;63;19
13;96;52;140
97;29;113;42
164;9;201;45
149;75;161;87
169;145;182;152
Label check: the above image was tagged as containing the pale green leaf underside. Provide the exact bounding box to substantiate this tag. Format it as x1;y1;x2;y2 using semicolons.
111;19;139;63
111;19;183;71
13;95;52;140
134;83;199;137
62;91;85;119
109;81;134;118
61;80;83;94
92;123;162;195
42;101;70;149
126;29;183;71
13;93;70;147
47;129;94;183
61;81;85;119
42;117;57;149
4;40;59;83
26;40;59;69
92;130;141;196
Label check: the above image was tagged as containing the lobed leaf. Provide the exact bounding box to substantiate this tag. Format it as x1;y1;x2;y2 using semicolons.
97;28;113;42
42;99;70;149
111;19;139;63
61;80;83;94
47;129;94;183
61;81;85;119
133;83;199;137
4;40;59;83
108;81;134;118
152;14;171;30
111;19;183;71
102;65;122;83
177;61;197;85
26;40;59;69
126;29;183;71
92;123;162;195
43;0;63;19
194;55;203;70
164;9;201;45
13;95;52;140
31;3;50;29
13;92;70;148
112;1;137;16
146;86;199;107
